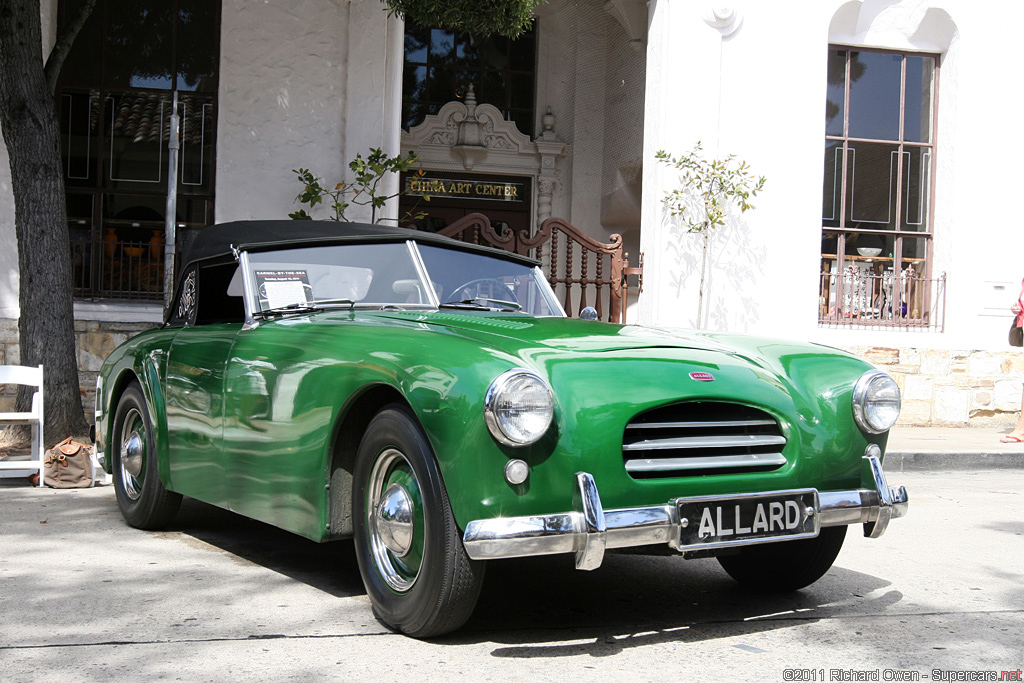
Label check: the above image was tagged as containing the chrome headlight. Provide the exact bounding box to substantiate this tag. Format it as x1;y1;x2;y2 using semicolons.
852;370;901;434
484;369;554;446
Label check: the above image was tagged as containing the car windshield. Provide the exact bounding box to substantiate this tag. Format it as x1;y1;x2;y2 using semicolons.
243;240;564;316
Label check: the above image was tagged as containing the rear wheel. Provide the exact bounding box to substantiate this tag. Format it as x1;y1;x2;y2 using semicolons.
717;526;847;592
111;382;181;529
353;404;484;638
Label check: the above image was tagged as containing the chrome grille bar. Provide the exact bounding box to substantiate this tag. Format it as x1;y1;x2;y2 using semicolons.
625;453;787;473
622;402;787;478
626;419;776;430
623;434;786;451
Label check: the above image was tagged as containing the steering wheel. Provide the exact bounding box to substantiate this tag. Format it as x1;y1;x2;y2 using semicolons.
448;278;518;305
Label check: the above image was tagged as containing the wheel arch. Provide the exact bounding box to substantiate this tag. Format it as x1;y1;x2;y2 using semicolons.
105;360;172;486
326;383;416;540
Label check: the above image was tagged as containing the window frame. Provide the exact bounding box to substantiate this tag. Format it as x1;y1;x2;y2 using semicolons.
57;0;221;302
402;24;537;136
820;45;941;329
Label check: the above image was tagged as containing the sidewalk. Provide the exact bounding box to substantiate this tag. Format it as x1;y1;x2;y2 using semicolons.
885;425;1024;471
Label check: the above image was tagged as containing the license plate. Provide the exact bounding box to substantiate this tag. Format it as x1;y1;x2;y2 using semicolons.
672;489;820;550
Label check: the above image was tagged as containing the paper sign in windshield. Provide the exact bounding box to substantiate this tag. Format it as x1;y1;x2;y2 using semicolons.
256;270;311;310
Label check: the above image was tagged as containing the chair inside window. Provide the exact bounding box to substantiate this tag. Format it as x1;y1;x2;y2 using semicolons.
0;365;45;487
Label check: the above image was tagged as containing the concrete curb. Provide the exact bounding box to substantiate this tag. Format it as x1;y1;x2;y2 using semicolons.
884;450;1024;471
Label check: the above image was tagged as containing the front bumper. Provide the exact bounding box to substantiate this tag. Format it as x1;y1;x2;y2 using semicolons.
463;453;908;570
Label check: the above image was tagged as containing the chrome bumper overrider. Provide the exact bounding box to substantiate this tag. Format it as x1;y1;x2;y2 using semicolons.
462;453;908;571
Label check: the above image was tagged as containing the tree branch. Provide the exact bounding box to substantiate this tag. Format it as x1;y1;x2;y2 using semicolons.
43;0;98;94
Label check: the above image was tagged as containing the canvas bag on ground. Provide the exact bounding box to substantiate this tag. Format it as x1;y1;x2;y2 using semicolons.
43;437;93;488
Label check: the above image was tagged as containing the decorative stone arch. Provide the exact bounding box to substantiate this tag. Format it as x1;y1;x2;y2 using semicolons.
399;86;568;233
828;1;956;52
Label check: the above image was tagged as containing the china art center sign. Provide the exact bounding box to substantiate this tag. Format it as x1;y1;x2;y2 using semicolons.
405;177;525;202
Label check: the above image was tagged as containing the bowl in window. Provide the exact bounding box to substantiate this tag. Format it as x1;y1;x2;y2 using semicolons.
857;247;882;257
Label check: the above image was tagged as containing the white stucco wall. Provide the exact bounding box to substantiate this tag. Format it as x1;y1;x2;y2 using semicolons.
639;0;1023;355
215;0;402;224
215;0;349;223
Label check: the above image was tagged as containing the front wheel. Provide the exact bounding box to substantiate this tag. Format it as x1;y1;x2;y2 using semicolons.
111;382;182;529
717;526;847;592
352;405;484;638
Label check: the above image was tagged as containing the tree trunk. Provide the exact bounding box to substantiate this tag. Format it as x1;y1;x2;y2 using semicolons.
0;0;90;444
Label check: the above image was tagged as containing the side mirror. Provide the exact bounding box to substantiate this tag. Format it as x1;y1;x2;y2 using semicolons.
580;306;599;321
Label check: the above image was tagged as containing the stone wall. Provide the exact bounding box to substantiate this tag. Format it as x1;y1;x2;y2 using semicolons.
848;346;1024;428
76;320;160;417
0;317;158;419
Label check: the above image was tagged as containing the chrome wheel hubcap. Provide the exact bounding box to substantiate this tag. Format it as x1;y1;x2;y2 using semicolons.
118;407;145;501
122;431;144;477
367;448;424;593
375;483;414;556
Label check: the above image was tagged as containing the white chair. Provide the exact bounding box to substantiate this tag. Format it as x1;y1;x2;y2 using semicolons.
0;365;45;487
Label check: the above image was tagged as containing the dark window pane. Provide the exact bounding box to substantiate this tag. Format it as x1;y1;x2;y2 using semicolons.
66;193;95;221
510;72;534;116
822;141;843;227
475;70;506;107
477;36;509;70
900;235;928;262
901;146;932;232
405;27;428;63
59;0;102;87
176;0;219;92
509;31;535;71
404;24;536;133
511;109;532;138
846;142;899;229
430;28;454;63
427;66;458;104
404;102;428;130
404;65;427;102
60;90;100;186
179;95;214;190
825;49;846;136
104;92;170;187
847;52;901;140
455;34;479;65
105;0;175;90
903;56;934;143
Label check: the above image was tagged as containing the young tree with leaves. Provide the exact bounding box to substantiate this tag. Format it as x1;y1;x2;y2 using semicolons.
656;143;766;328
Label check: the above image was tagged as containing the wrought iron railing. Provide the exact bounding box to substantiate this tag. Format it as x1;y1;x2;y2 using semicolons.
71;239;165;300
819;264;946;331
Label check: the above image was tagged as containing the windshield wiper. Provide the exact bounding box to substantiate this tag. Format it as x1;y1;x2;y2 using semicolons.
256;298;354;319
439;298;522;312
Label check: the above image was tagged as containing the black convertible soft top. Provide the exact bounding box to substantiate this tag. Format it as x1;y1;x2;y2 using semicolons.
170;220;540;319
182;220;436;265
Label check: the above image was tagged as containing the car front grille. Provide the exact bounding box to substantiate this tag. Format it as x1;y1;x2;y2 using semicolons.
622;402;787;479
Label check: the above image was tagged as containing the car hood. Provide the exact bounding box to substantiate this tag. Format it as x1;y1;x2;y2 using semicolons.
374;311;730;354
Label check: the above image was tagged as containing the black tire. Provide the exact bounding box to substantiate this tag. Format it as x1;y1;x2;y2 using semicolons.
111;382;182;530
717;525;847;592
353;404;485;638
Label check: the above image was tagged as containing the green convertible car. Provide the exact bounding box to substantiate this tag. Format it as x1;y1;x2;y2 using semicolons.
94;220;908;637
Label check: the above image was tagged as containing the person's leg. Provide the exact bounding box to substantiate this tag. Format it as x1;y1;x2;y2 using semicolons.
1001;385;1024;441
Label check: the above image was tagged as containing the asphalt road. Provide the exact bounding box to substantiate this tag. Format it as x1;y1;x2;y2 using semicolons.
1;470;1021;682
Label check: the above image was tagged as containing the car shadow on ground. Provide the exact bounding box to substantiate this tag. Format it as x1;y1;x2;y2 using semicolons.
166;497;902;649
167;497;365;599
452;552;901;653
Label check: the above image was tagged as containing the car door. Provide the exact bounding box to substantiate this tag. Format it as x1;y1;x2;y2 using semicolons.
163;263;244;506
221;319;339;540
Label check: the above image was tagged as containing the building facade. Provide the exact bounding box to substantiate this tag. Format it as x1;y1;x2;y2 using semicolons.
1;0;1021;426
